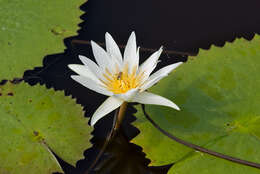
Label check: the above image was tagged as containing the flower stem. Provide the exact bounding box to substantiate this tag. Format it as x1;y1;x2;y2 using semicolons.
114;102;128;131
84;102;128;174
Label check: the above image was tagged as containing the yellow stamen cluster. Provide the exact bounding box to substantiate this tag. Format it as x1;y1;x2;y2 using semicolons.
101;65;144;94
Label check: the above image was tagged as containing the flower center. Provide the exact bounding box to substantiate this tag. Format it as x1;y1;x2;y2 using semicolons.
101;65;144;94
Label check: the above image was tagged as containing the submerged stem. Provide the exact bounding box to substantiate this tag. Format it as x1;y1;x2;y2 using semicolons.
85;102;128;174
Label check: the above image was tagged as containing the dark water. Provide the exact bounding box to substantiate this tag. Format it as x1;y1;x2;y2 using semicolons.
23;0;260;173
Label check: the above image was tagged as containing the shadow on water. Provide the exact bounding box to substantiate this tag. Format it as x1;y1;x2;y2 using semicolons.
23;0;260;173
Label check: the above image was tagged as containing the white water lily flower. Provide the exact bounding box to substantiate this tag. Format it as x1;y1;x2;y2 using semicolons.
68;32;183;126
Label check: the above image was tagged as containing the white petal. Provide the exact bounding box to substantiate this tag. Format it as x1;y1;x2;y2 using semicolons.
123;32;137;74
136;46;140;71
114;88;138;101
105;32;123;64
78;55;105;80
140;62;183;92
137;46;163;81
68;64;101;84
71;75;113;96
91;96;124;126
91;41;113;72
132;92;180;110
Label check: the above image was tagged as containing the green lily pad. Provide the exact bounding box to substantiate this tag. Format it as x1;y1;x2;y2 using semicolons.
0;0;85;80
0;82;92;174
133;35;260;173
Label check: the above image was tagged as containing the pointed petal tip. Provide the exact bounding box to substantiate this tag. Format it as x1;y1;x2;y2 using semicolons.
70;75;78;79
158;47;163;55
175;105;181;111
91;40;99;48
78;55;85;59
105;32;111;36
105;32;110;39
68;64;80;73
129;31;136;40
174;62;184;68
78;55;88;63
90;116;99;126
90;118;96;126
169;61;183;70
169;102;181;111
67;64;73;69
163;102;181;111
68;64;79;68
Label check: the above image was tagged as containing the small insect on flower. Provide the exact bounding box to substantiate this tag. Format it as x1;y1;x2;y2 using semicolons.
68;32;183;126
116;72;123;80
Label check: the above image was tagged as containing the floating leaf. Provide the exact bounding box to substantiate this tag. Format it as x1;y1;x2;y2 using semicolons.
0;0;85;79
133;35;260;173
0;82;92;174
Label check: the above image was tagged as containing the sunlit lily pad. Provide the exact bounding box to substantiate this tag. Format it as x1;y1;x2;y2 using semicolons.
0;82;92;174
133;35;260;173
0;0;85;79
